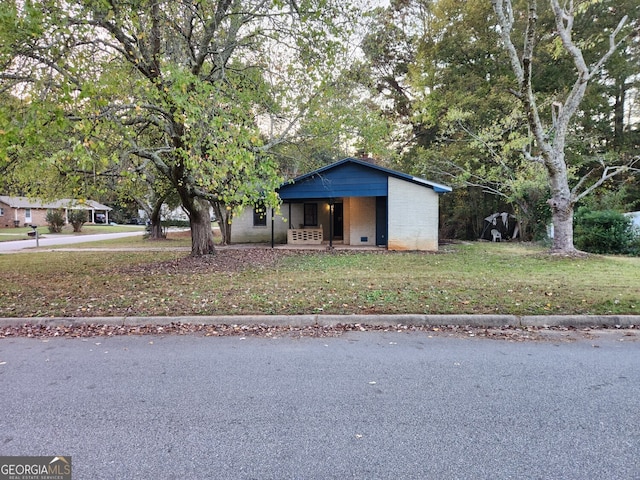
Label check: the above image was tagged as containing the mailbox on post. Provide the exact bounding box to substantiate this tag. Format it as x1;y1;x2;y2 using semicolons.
28;225;39;247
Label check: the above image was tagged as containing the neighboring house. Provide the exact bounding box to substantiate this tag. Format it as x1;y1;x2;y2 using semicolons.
0;196;112;228
232;157;452;251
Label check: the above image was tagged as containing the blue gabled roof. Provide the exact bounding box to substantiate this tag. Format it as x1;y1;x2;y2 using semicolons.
277;157;451;200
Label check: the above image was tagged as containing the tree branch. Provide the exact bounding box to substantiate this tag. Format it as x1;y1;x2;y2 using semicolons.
550;0;628;139
572;158;640;203
491;0;523;84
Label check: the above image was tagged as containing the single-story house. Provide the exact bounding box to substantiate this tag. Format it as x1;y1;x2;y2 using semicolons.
231;157;452;251
0;196;112;228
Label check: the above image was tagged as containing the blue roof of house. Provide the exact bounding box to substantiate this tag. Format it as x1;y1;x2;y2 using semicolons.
277;158;452;200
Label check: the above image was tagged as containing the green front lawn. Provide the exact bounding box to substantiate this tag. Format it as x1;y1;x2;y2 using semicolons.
0;241;637;318
0;227;32;241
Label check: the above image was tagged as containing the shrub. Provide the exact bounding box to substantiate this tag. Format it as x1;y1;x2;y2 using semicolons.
574;208;635;255
627;227;640;257
162;219;190;228
68;210;87;232
45;209;65;233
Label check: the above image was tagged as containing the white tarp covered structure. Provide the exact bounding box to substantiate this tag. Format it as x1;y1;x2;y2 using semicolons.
481;212;520;242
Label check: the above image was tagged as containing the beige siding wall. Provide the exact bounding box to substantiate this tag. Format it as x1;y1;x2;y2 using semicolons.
232;201;337;244
342;198;351;244
286;203;303;230
231;207;289;243
317;202;331;234
230;181;441;250
388;177;439;251
347;197;376;246
284;202;330;233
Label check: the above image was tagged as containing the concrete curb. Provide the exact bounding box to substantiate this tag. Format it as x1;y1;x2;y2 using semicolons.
0;314;638;329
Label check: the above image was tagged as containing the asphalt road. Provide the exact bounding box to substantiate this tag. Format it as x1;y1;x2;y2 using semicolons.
1;331;638;479
0;230;144;253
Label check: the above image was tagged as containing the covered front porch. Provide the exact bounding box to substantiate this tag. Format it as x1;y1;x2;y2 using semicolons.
281;197;387;248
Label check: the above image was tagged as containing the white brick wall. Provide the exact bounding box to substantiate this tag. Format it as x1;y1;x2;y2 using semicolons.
387;177;439;250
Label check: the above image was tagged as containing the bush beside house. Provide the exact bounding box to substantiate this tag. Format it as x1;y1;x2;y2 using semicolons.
46;210;66;233
574;208;638;255
68;210;88;232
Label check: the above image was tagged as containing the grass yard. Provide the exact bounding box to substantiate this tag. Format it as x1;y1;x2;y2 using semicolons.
0;240;637;318
0;228;32;241
0;224;145;242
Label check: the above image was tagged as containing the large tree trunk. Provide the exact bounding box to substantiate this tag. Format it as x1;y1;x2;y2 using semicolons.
545;151;579;254
549;204;574;253
133;194;166;240
184;197;215;256
148;212;164;240
148;196;166;240
547;191;575;254
211;201;232;245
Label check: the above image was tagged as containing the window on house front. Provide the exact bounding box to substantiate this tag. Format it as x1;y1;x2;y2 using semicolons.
304;203;318;226
0;207;4;216
253;203;267;227
25;208;31;220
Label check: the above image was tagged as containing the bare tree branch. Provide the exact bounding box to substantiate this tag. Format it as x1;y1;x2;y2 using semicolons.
573;158;640;203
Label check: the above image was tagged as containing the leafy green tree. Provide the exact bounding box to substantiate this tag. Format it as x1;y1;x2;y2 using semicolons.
274;67;397;177
360;0;548;239
45;210;65;233
361;0;638;243
492;0;636;254
68;209;87;233
0;0;356;256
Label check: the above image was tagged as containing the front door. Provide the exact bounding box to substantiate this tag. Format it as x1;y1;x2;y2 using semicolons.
333;203;343;239
376;197;387;246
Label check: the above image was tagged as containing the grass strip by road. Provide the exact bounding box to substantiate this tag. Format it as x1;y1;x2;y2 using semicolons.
0;225;145;242
1;240;638;318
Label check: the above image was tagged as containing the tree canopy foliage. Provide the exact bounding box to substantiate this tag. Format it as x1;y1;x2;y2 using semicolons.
1;0;638;253
359;0;639;246
0;0;361;255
